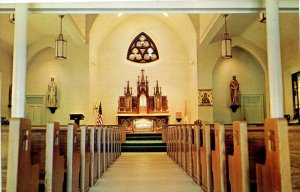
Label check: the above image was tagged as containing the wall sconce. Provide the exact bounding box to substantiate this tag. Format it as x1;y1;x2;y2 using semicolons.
176;112;182;122
9;13;15;24
221;14;232;59
259;12;266;23
55;15;67;60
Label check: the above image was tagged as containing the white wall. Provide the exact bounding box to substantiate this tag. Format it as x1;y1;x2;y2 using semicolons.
0;47;12;119
26;36;89;125
89;14;198;124
212;47;265;124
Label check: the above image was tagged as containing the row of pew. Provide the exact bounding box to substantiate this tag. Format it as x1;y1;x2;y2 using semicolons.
4;118;123;192
164;118;300;192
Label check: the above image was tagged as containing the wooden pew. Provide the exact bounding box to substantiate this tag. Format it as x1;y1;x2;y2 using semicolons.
106;126;110;170
172;126;177;163
110;127;115;165
115;126;121;160
191;125;201;185
162;125;167;143
59;124;81;192
186;125;193;177
180;126;186;171
1;125;9;192
88;126;98;186
211;123;234;192
166;127;170;156
169;126;174;160
199;123;212;192
172;126;177;162
102;127;108;173
31;122;65;192
288;124;300;191
46;123;65;192
169;126;174;158
99;127;105;176
6;118;39;192
228;121;265;192
177;126;183;168
96;126;102;179
79;126;91;192
167;126;174;160
256;118;300;192
117;126;122;158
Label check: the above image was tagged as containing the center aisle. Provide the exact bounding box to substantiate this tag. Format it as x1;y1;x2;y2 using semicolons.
90;152;201;192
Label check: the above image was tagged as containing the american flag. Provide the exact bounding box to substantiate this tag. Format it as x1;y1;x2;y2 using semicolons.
97;102;103;125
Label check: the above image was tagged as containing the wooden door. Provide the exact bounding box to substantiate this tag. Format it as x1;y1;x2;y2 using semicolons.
241;94;264;124
26;95;45;125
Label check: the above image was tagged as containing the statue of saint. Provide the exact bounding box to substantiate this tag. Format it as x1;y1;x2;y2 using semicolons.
47;77;57;107
125;96;132;111
230;75;239;106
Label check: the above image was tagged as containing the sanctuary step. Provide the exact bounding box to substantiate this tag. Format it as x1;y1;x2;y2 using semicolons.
122;133;166;152
126;133;162;140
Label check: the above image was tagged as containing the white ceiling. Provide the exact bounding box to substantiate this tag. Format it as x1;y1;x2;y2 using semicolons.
0;13;298;56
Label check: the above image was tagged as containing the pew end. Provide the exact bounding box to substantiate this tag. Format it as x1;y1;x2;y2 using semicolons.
255;118;292;192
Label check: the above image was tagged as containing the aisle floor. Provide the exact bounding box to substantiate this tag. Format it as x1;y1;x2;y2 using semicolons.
89;152;201;192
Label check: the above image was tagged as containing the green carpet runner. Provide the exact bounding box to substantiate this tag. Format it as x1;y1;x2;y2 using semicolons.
122;133;166;152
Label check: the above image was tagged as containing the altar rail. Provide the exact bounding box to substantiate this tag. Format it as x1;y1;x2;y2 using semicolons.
4;118;123;192
164;118;300;192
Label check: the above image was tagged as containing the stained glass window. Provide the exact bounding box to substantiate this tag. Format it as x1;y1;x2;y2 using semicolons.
127;32;159;63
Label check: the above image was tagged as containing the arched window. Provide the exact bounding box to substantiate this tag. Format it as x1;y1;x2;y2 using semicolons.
127;32;159;63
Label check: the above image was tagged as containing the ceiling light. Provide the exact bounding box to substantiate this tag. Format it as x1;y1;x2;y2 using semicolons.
55;15;67;60
221;14;232;59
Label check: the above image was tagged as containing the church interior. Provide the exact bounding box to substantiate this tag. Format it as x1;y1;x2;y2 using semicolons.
0;8;299;125
0;1;300;192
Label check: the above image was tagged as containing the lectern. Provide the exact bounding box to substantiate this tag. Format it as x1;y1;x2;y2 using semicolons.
70;114;84;125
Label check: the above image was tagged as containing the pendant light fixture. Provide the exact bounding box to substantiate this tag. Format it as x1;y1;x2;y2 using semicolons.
222;14;232;59
55;15;67;60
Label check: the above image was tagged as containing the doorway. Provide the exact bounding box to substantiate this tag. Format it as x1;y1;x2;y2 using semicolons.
241;94;264;124
25;95;46;125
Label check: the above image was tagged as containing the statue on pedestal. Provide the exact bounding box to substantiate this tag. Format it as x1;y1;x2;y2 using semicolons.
47;77;58;113
230;75;239;112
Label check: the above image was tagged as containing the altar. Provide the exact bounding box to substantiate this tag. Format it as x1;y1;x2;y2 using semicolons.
117;69;169;133
117;113;169;132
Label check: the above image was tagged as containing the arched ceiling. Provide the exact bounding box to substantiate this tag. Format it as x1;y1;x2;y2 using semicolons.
0;12;298;58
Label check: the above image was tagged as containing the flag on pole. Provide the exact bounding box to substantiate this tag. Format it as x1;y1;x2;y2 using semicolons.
96;102;103;125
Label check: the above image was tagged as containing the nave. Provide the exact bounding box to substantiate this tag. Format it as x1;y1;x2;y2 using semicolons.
89;153;200;192
2;117;300;191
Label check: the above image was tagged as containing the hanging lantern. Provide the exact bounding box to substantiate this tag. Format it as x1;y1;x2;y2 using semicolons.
55;15;67;60
221;14;232;59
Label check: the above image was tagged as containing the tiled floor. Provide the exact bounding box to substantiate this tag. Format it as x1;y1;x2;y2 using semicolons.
89;152;201;192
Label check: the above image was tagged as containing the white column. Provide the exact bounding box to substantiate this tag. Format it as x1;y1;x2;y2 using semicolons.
266;0;284;118
11;4;28;118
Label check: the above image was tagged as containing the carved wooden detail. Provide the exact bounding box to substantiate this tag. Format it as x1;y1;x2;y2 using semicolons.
118;69;168;114
117;69;169;132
